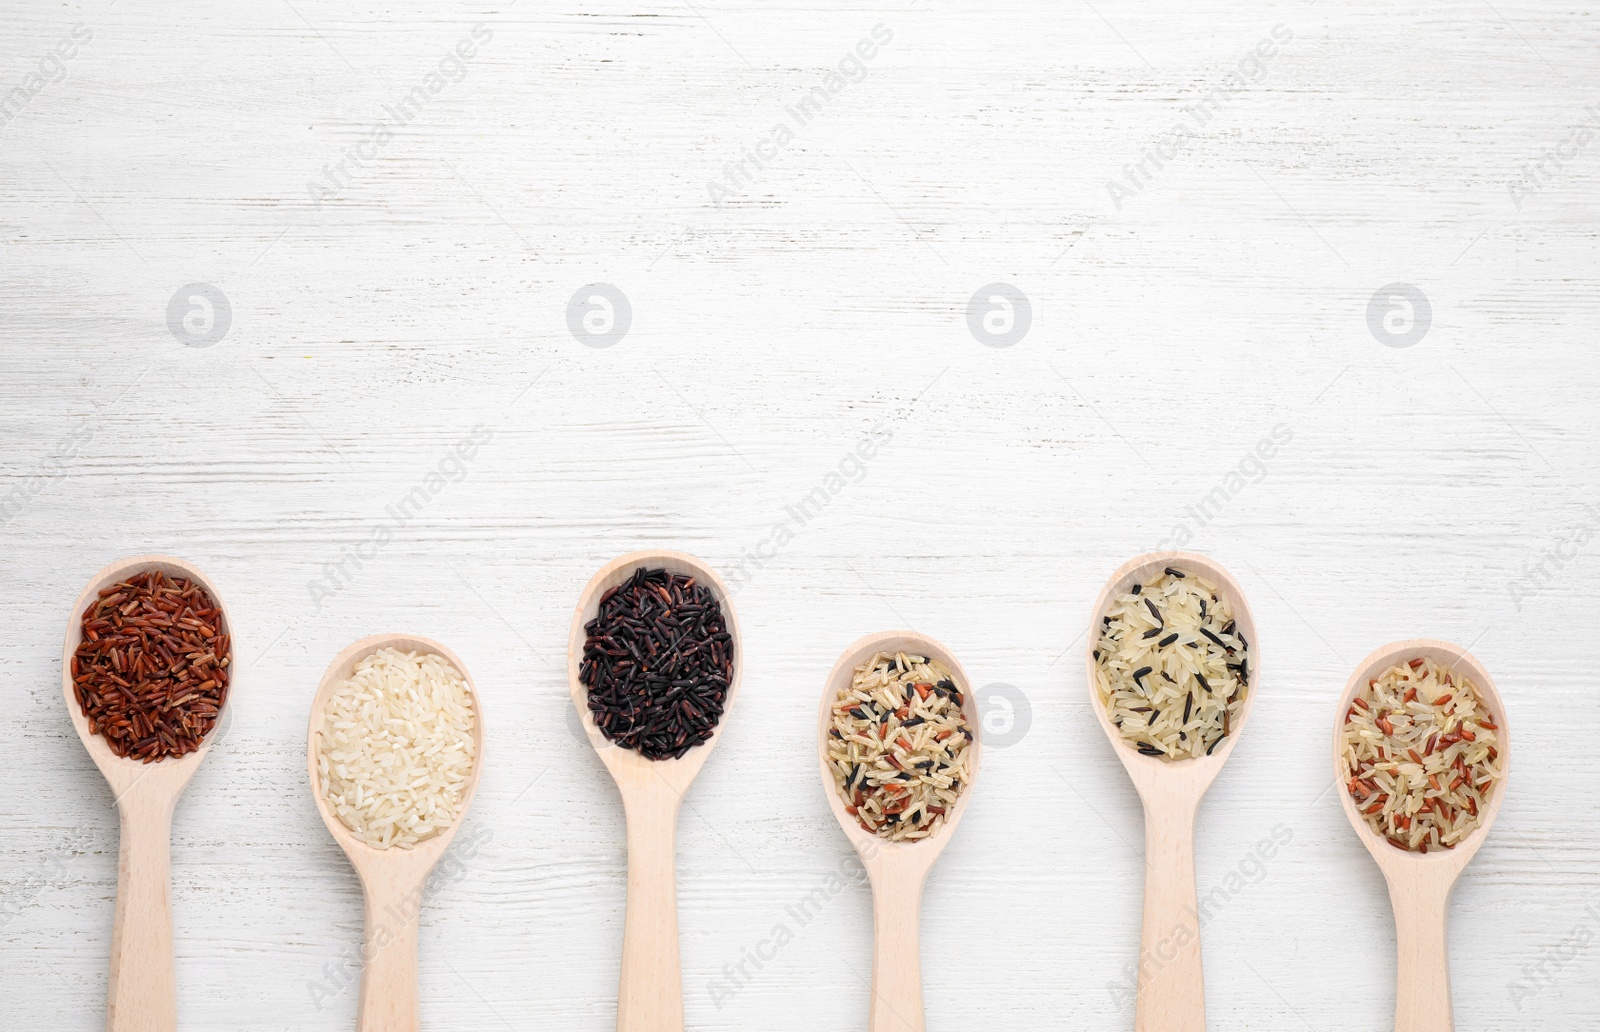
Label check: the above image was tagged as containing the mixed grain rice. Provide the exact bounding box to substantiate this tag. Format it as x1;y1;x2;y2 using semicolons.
1341;657;1503;852
827;652;972;842
1095;568;1248;760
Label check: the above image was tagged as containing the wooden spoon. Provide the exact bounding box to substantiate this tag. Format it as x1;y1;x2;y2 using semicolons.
1085;551;1258;1032
1332;639;1510;1032
567;551;743;1032
61;554;235;1032
307;634;486;1032
816;630;983;1032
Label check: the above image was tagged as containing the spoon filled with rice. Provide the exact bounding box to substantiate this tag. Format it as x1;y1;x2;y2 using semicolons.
1086;552;1258;1032
308;635;485;1032
568;550;743;1032
1334;639;1509;1032
818;631;982;1032
63;555;235;1032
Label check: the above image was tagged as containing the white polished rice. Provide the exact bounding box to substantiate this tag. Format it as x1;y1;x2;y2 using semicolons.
317;647;477;849
1095;568;1248;760
1341;657;1503;852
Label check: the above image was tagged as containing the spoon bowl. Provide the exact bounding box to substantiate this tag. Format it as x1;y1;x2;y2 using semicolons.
568;550;743;1032
568;551;744;792
1087;552;1260;790
63;554;234;1032
307;633;486;1032
817;630;982;1032
1332;639;1510;1032
1085;551;1257;1032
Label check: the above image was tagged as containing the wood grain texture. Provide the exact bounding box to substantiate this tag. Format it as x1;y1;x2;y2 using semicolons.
1;0;1598;1029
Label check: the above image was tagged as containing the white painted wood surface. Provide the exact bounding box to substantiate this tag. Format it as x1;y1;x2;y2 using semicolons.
1;0;1597;1029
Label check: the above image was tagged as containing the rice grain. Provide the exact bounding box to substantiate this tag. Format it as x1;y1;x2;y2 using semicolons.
1094;569;1247;760
1340;657;1502;852
826;652;972;842
316;648;477;850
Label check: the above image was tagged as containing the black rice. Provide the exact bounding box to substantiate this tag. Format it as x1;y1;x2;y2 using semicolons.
579;566;733;760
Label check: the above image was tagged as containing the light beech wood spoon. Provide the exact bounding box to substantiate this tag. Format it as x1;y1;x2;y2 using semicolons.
1086;551;1258;1032
62;555;234;1032
1333;639;1510;1032
307;634;486;1032
568;550;743;1032
817;630;982;1032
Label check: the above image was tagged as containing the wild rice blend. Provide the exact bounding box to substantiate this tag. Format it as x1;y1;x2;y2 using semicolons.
827;652;972;842
580;567;734;760
71;570;231;762
1341;657;1503;852
1095;568;1248;760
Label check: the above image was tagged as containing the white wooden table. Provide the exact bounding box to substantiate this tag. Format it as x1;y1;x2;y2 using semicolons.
2;0;1596;1029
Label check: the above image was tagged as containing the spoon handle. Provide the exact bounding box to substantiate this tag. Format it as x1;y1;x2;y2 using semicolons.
619;789;684;1032
868;869;926;1032
1136;794;1204;1032
108;792;178;1032
357;873;424;1032
1390;872;1454;1032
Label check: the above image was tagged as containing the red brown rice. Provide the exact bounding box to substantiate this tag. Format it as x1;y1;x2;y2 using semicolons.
71;570;231;762
1341;657;1503;852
